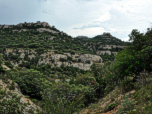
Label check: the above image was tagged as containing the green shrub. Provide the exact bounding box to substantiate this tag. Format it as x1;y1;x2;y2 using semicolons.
107;103;117;111
7;91;13;96
51;71;55;74
0;93;26;113
104;85;115;95
9;84;15;90
69;77;76;85
119;78;135;93
4;61;14;69
117;96;135;114
5;69;52;100
50;74;56;78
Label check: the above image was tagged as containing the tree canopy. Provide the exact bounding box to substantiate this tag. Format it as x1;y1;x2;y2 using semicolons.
102;27;152;84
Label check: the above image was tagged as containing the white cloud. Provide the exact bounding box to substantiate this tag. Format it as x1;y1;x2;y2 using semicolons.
0;0;152;42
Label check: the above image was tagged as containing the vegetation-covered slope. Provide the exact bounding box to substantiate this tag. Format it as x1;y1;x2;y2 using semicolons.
0;21;152;113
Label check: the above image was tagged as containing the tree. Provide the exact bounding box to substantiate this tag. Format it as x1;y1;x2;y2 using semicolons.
69;77;75;85
0;55;7;75
127;27;152;70
60;63;64;69
90;63;107;98
90;63;96;72
54;63;57;71
59;57;66;63
112;27;152;83
127;29;149;52
113;47;140;81
99;59;101;63
78;59;81;62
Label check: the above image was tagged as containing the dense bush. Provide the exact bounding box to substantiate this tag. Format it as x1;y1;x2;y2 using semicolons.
117;96;135;114
41;72;102;112
0;54;8;75
119;78;135;93
4;61;14;69
4;69;52;100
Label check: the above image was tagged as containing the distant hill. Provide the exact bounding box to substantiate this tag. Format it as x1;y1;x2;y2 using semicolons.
91;32;121;41
74;36;90;39
74;33;125;43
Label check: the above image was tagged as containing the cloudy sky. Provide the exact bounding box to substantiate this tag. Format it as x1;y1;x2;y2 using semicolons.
1;0;152;42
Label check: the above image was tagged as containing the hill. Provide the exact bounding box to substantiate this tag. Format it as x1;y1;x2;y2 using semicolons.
74;36;90;39
0;21;152;113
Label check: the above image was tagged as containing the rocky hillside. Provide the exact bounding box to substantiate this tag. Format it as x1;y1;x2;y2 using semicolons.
0;21;134;83
0;21;140;114
0;21;132;70
0;61;45;114
0;48;103;71
1;53;152;114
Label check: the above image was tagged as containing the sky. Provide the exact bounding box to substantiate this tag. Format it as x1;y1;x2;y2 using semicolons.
0;0;152;42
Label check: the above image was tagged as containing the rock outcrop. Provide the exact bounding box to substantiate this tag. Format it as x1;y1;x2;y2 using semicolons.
0;49;104;71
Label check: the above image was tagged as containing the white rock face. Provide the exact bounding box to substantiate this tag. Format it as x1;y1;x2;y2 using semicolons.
1;64;11;70
1;49;104;71
36;28;59;33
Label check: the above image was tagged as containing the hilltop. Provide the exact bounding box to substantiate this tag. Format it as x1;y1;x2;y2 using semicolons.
0;21;132;71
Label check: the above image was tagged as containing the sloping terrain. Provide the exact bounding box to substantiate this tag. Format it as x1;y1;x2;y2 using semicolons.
1;60;152;114
0;21;152;114
0;62;45;113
